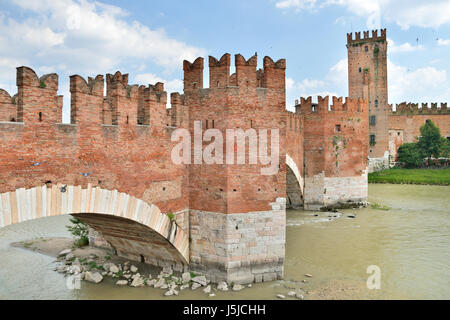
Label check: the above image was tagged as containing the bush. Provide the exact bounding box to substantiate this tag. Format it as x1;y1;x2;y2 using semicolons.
397;143;423;168
66;217;89;247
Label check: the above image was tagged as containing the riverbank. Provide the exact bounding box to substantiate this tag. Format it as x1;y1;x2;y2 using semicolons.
12;233;372;300
368;168;450;185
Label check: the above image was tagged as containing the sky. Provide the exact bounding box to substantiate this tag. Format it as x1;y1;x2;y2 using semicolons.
0;0;449;122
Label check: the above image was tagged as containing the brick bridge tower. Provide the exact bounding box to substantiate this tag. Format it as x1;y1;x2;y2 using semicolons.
347;29;389;171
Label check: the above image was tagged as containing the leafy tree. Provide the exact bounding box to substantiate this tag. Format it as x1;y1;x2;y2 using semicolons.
66;217;89;247
417;120;442;162
397;143;423;168
441;138;450;158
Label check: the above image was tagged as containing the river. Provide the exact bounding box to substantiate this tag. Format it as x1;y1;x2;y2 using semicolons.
0;184;449;300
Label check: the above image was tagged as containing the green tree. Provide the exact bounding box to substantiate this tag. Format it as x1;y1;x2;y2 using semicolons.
417;120;442;163
66;217;89;247
397;143;423;168
440;138;450;158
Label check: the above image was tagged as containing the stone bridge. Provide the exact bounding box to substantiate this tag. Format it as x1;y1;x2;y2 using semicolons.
0;55;368;283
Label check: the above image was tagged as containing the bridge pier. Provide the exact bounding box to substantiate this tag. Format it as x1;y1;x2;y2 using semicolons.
188;198;286;284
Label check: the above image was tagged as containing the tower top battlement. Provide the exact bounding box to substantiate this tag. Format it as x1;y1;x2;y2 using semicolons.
347;29;386;45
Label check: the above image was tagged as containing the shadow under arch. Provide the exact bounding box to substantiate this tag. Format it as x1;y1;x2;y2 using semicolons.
286;154;304;209
0;184;189;266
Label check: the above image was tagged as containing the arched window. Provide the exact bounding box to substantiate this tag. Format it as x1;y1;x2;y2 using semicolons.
374;99;378;108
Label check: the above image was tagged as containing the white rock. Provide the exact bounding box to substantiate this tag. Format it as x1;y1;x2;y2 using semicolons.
154;278;166;288
192;275;207;286
182;272;191;283
116;280;128;285
101;272;107;276
288;291;296;297
85;271;103;284
248;284;252;288
58;249;72;257
296;293;304;300
191;282;201;290
161;284;168;289
65;253;75;261
147;279;157;287
305;274;312;278
109;264;119;273
203;285;211;294
232;284;244;291
209;293;216;297
276;294;286;299
180;284;189;290
130;265;138;273
217;281;228;291
131;276;145;287
124;274;131;279
56;265;67;273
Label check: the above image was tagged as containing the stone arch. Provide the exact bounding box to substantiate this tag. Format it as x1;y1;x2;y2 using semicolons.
0;184;189;265
286;154;304;209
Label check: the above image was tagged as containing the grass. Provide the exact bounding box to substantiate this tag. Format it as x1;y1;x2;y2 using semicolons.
368;168;450;185
370;203;390;211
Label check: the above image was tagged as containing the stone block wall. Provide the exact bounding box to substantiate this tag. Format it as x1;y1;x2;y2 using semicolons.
189;198;286;284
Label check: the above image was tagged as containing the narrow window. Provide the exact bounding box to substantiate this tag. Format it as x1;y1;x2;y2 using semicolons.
206;120;208;129
365;46;368;52
370;134;376;145
217;81;220;88
359;67;362;73
38;112;42;122
250;120;253;128
126;115;129;124
374;99;379;108
335;124;341;132
212;120;215;128
370;115;376;126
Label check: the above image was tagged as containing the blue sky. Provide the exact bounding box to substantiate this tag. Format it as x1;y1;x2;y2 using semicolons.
1;0;449;122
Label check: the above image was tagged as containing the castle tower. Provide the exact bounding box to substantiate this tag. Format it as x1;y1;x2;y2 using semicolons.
347;29;389;171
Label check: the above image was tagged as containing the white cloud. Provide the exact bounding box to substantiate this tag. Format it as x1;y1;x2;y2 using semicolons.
388;60;448;103
286;57;450;109
0;0;206;123
388;38;423;53
134;73;183;96
275;0;450;29
276;0;317;11
437;38;450;46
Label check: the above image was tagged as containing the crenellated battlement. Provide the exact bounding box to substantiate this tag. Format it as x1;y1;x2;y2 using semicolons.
389;102;449;115
183;53;286;92
286;110;302;132
347;28;386;45
295;96;367;114
0;66;177;128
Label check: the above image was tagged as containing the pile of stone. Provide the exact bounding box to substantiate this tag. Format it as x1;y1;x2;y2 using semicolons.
53;248;249;297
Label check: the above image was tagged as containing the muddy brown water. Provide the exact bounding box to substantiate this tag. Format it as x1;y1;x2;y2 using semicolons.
0;184;448;300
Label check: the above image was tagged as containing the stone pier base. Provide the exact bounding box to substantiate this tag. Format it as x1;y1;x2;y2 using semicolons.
304;171;368;211
189;198;286;284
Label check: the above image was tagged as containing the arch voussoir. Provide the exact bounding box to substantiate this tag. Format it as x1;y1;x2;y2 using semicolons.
0;184;189;264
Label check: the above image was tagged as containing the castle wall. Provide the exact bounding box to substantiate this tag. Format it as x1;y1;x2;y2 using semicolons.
298;96;368;210
388;103;450;162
